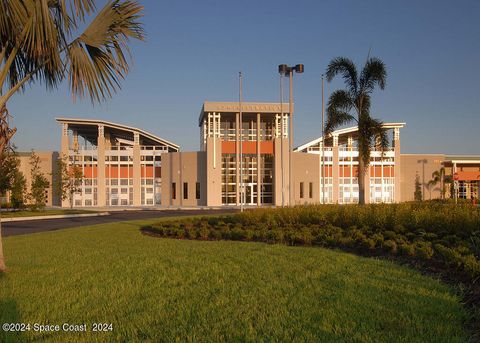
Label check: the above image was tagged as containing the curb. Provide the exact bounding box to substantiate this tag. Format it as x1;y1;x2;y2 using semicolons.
1;212;110;222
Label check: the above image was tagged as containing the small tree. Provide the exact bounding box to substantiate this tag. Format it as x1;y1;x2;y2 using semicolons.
55;155;83;209
414;174;422;202
29;151;50;211
10;169;27;210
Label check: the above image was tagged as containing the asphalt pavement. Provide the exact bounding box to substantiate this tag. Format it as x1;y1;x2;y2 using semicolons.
1;209;238;237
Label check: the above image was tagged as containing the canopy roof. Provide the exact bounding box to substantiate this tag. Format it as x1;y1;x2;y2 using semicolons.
295;122;406;151
56;118;179;150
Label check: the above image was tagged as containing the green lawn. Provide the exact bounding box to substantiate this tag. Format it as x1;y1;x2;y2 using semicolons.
0;209;98;218
0;219;470;342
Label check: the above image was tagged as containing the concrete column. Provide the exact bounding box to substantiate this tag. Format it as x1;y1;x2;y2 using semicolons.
365;166;371;204
160;153;171;206
256;113;261;206
72;130;79;151
332;134;339;203
394;128;401;202
133;132;141;206
97;125;106;207
60;124;69;207
206;137;222;206
61;123;69;157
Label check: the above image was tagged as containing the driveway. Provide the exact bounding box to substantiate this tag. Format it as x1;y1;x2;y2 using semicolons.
1;209;238;237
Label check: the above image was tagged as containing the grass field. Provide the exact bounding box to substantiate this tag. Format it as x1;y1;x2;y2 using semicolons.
0;218;470;342
0;209;98;218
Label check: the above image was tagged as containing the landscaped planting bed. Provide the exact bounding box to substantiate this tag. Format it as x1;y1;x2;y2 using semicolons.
142;202;480;338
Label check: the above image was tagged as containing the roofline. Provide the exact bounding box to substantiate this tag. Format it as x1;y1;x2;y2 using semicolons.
199;101;291;126
55;117;179;150
295;122;406;151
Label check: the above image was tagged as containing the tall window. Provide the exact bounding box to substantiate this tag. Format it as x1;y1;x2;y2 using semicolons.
172;182;176;199
196;182;201;199
309;182;313;199
183;182;188;199
300;182;304;199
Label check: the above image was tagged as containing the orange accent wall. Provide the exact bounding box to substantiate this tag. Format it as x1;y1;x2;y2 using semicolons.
141;166;154;178
260;141;274;154
83;166;97;178
458;171;480;181
222;141;236;154
369;166;394;177
242;141;257;154
221;140;274;155
155;167;161;178
105;166;132;178
340;166;359;177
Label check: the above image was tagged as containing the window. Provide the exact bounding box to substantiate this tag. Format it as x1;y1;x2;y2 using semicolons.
309;182;313;199
172;182;176;199
300;182;304;199
196;182;201;199
183;182;188;199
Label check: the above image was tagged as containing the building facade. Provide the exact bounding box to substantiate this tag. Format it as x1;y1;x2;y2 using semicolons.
3;102;477;208
56;118;178;207
32;103;477;208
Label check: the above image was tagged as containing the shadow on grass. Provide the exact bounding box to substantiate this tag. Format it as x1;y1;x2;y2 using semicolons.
0;297;25;343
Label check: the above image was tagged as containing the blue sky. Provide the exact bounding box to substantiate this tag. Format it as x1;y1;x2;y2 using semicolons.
9;0;480;154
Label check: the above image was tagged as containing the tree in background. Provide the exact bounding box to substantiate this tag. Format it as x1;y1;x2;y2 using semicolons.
0;145;18;272
55;155;83;209
431;167;451;200
414;174;423;202
10;168;27;209
0;0;144;273
29;151;50;211
325;56;388;204
427;179;436;200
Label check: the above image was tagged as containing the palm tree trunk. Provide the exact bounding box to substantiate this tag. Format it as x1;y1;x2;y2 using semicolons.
0;201;6;272
358;158;366;205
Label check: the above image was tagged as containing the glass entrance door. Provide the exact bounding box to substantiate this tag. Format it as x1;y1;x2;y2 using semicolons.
245;183;256;205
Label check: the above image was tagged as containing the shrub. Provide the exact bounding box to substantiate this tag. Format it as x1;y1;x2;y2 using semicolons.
383;240;397;254
231;228;246;241
209;229;222;240
398;243;416;256
416;241;434;260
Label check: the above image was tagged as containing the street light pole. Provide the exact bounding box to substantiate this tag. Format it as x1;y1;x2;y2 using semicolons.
321;74;325;204
288;68;293;206
278;64;303;206
280;73;285;207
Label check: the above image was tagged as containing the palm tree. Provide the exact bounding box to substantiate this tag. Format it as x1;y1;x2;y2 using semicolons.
431;167;450;200
325;57;388;205
0;0;145;273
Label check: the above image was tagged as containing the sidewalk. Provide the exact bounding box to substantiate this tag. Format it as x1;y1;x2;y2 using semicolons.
1;211;110;222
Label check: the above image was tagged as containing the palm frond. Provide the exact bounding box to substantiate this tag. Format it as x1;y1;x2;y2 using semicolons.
328;89;354;113
369;117;389;153
71;0;96;21
359;57;386;93
325;57;358;95
325;111;356;137
66;0;145;102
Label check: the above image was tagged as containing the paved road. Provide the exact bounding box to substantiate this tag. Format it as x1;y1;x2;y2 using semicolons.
2;209;238;237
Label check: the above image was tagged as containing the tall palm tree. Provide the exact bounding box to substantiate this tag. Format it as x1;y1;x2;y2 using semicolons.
325;57;388;205
0;0;145;273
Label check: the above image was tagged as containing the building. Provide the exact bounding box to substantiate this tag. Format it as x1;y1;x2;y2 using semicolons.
295;123;404;204
56;118;178;207
5;101;477;208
